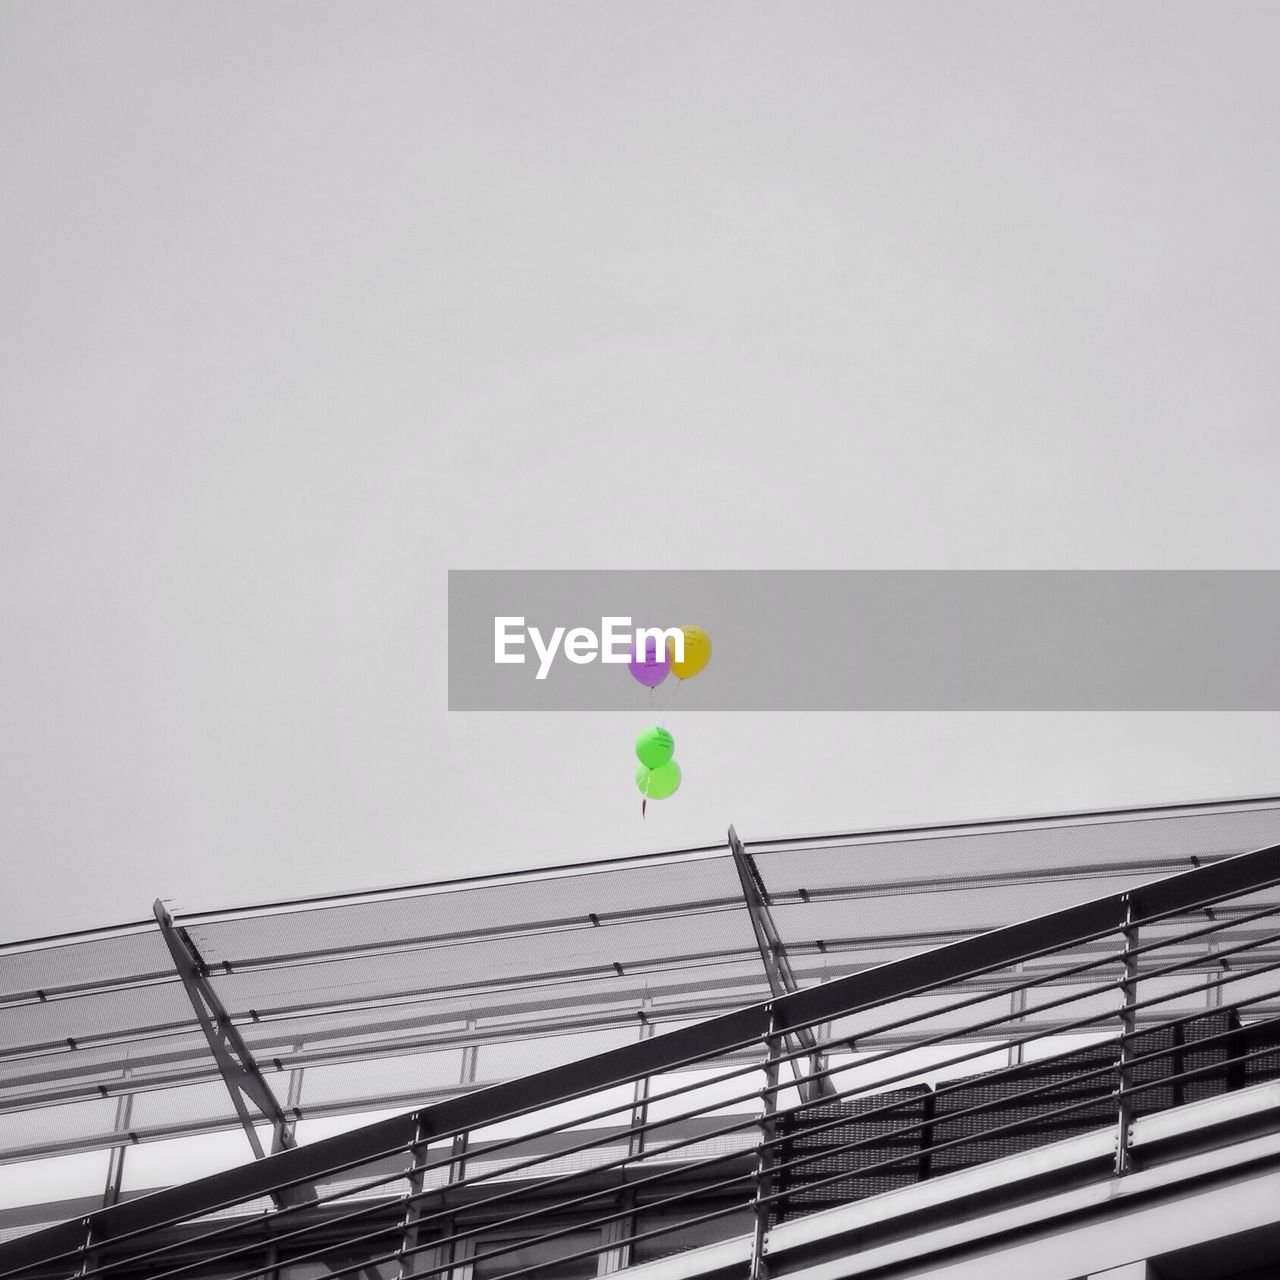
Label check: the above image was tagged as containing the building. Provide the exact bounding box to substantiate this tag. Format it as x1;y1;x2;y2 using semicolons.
2;796;1280;1278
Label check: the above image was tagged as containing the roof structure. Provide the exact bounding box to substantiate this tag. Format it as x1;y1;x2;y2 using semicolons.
4;796;1280;1167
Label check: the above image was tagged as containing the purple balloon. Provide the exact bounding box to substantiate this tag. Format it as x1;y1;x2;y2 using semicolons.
628;635;670;688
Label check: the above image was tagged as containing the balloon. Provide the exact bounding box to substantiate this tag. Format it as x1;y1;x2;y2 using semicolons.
668;626;711;680
636;759;681;800
628;635;670;688
635;726;675;770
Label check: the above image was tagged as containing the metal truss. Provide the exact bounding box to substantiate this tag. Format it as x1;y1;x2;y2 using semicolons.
153;900;316;1207
729;825;836;1101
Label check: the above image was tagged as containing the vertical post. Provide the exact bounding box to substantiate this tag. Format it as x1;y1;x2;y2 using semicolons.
1207;944;1224;1009
1115;894;1139;1176
749;1005;783;1280
598;1220;629;1277
77;1217;98;1280
263;1235;279;1280
286;1063;305;1118
397;1117;429;1280
599;1011;655;1274
425;1026;481;1280
1007;962;1027;1068
449;1239;475;1280
102;1142;127;1210
450;1029;479;1187
102;1074;134;1207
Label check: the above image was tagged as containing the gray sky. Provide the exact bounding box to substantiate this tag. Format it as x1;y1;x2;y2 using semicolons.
2;2;1279;941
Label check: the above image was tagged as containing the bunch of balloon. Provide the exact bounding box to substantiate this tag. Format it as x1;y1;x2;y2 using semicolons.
626;627;711;816
635;726;680;818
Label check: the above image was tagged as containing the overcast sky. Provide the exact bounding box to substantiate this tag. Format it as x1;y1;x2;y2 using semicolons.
3;2;1279;941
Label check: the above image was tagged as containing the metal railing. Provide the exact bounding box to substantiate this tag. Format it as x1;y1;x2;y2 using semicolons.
3;842;1280;1279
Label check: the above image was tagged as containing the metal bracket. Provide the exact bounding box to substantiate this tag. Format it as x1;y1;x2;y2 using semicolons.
729;827;836;1101
153;900;316;1207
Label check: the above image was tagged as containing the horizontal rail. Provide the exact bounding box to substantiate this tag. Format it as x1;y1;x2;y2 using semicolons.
3;838;1280;1276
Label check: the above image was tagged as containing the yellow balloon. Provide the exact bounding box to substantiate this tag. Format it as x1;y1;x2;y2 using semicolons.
668;626;711;680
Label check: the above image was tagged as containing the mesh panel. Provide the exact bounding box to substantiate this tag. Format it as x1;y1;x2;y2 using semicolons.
769;877;1137;948
128;1081;245;1134
0;932;173;1001
203;909;761;1018
230;957;771;1061
0;1098;119;1157
1241;1013;1280;1084
186;856;744;967
0;982;194;1055
0;1028;215;1105
773;1089;929;1220
752;805;1280;899
474;1028;638;1083
768;1006;1265;1226
300;1049;467;1107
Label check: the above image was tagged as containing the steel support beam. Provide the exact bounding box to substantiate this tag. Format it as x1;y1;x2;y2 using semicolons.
102;1077;133;1207
729;826;835;1101
153;900;315;1207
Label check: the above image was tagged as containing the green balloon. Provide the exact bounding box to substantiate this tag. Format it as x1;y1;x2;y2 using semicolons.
635;726;675;770
636;759;681;800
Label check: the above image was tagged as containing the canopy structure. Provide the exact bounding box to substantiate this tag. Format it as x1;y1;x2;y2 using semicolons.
4;796;1280;1168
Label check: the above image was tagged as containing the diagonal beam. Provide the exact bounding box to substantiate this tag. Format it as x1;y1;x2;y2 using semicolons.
729;826;836;1100
153;900;316;1207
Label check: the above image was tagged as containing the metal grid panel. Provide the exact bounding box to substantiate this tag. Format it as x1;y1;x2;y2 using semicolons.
767;876;1140;948
203;908;762;1018
0;1098;118;1158
185;856;745;968
750;804;1280;899
128;1080;246;1133
473;1028;639;1083
218;953;772;1055
225;960;772;1065
0;932;172;1002
1;981;195;1055
772;1089;928;1218
0;1028;216;1105
299;1050;467;1107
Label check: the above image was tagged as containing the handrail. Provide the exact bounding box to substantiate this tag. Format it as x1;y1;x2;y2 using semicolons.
3;838;1279;1273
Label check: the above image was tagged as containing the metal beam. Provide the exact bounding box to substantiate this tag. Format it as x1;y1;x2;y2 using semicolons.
729;826;836;1101
101;1070;133;1208
153;900;315;1207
